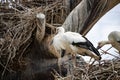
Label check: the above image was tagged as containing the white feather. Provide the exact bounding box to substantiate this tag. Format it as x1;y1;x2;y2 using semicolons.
63;31;86;43
52;34;66;50
52;27;101;60
53;27;86;51
108;31;120;41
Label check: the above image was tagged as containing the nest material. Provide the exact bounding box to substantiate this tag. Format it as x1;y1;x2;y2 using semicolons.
0;0;71;59
53;57;120;80
0;8;42;79
52;49;120;80
0;0;71;79
89;59;120;80
73;59;120;80
0;0;120;80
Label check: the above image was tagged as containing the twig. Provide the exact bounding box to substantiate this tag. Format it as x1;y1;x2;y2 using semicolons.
52;69;63;79
0;61;10;73
11;7;21;13
106;46;112;51
100;49;120;59
1;51;11;78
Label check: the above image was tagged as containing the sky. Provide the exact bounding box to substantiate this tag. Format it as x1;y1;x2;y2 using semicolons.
82;4;120;62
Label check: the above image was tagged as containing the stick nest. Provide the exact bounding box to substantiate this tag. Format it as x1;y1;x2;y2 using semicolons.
0;0;120;80
0;0;68;78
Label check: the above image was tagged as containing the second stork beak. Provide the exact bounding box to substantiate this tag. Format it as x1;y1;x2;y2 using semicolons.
97;46;101;50
99;56;102;60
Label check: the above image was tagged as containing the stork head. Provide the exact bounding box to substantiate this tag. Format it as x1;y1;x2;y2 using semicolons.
56;27;65;34
97;41;109;49
87;46;102;60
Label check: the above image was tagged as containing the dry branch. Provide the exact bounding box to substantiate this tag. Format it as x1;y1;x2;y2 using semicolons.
0;1;71;79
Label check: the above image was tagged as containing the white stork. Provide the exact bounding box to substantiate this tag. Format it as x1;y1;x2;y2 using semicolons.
50;27;101;74
97;31;120;53
51;27;101;60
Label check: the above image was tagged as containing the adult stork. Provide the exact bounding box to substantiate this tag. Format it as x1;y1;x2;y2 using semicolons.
97;31;120;53
51;27;101;74
51;27;101;60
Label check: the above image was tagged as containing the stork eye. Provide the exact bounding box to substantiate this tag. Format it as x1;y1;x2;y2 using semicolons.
98;42;101;45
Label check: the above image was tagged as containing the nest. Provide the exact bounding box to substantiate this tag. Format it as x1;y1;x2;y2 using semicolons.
89;59;120;80
0;7;43;78
0;0;70;78
73;59;120;80
52;49;120;80
0;0;120;80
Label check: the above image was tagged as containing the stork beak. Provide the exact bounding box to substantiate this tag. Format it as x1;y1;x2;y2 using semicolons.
93;54;101;60
88;48;101;60
97;46;101;50
99;56;102;60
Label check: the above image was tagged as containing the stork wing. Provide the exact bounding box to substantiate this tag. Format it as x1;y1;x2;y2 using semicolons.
82;36;101;56
62;32;101;57
118;41;120;43
72;36;101;57
63;32;86;43
72;41;89;49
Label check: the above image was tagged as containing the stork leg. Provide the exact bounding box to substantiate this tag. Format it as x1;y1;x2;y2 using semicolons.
58;49;66;76
73;54;77;68
70;53;77;68
58;58;62;76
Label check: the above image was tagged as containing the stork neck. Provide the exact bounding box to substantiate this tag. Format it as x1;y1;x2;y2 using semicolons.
57;29;65;35
57;27;65;34
58;31;64;34
101;40;111;46
103;40;111;44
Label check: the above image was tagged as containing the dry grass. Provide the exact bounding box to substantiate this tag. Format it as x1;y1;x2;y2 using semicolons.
0;1;70;79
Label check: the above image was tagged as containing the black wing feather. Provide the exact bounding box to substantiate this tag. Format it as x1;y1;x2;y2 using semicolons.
72;36;101;57
82;36;101;56
117;41;120;43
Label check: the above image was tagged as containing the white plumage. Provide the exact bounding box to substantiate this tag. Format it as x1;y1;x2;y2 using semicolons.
97;31;120;53
51;27;101;60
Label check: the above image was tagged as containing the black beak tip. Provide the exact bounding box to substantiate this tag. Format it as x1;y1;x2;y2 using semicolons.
97;46;101;50
99;56;102;60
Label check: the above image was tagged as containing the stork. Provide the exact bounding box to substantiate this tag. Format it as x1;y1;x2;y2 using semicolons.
51;27;101;75
51;27;101;61
97;31;120;53
52;27;101;59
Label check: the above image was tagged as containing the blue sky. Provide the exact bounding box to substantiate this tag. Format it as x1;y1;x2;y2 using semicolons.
83;4;120;62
